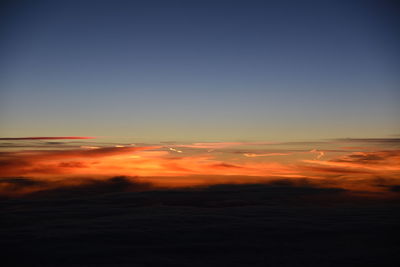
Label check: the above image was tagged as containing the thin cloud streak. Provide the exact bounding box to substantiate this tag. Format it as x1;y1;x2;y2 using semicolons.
0;136;96;140
175;142;276;149
243;153;291;157
333;138;400;144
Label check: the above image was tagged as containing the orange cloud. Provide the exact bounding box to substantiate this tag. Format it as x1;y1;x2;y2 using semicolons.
0;146;161;176
302;150;400;172
1;141;399;195
310;149;325;159
175;141;275;149
243;153;291;157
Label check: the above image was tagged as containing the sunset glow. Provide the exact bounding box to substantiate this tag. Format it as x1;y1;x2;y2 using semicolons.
1;138;399;196
1;1;399;266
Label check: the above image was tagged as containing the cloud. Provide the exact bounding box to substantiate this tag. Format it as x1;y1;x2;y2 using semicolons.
1;139;399;194
303;150;400;171
58;161;88;168
0;175;343;199
0;146;162;176
0;136;96;140
334;138;400;144
175;141;275;149
298;150;400;191
387;185;400;193
168;147;183;153
0;176;153;197
300;165;372;174
243;153;291;157
333;150;400;165
3;145;161;160
210;163;244;169
310;149;325;159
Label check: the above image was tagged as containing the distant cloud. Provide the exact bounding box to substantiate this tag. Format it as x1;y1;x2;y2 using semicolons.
243;153;290;157
310;149;324;159
300;150;400;192
0;176;153;197
332;150;400;165
175;142;275;149
1;138;399;195
210;163;244;169
0;145;162;176
168;147;183;153
334;138;400;143
0;136;96;140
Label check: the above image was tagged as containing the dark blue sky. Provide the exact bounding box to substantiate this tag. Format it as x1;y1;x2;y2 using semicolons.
1;0;399;141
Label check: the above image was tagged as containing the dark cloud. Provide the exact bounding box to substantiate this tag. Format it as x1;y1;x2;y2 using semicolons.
26;176;154;199
210;163;244;169
375;184;400;193
388;185;400;192
44;142;66;145
0;176;154;198
0;177;48;197
0;177;45;188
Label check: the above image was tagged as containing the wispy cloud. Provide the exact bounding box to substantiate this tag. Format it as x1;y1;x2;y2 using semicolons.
303;150;400;171
243;153;291;157
333;138;400;144
310;149;325;159
175;142;275;149
0;136;96;140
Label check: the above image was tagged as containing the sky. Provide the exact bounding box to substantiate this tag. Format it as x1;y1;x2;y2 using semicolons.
0;1;399;196
0;0;399;142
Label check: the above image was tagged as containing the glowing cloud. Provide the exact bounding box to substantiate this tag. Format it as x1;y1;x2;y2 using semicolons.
0;139;399;195
310;149;325;159
243;153;291;157
168;147;183;153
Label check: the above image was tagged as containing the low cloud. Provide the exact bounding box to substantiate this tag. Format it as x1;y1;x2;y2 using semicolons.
0;176;153;197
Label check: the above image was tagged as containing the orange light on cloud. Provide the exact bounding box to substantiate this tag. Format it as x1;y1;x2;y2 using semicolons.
0;140;399;195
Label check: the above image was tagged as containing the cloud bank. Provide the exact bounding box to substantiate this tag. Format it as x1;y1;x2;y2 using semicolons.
0;139;399;196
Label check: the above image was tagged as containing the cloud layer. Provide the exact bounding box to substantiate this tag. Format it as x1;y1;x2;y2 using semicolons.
0;139;399;196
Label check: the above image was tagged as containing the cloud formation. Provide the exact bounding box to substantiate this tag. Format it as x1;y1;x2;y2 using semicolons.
0;138;399;195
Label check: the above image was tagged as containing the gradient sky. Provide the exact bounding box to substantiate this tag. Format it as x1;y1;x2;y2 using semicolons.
1;0;399;141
